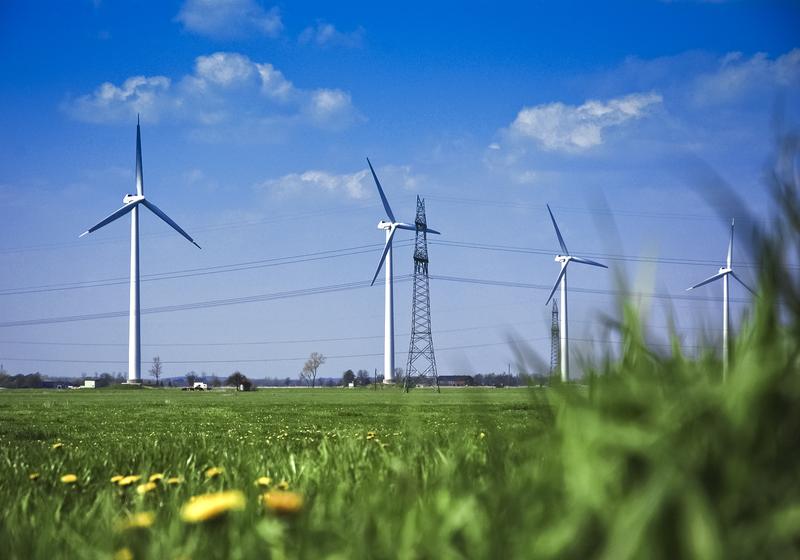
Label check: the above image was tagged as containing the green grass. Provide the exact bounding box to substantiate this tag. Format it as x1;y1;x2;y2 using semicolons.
0;388;553;559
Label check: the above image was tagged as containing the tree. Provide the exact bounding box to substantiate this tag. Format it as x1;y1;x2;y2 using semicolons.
301;352;326;388
341;369;355;386
356;369;370;386
226;371;252;391
186;372;198;387
149;356;162;386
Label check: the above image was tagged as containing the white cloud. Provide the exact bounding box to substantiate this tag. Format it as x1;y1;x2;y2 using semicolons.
307;89;353;125
194;52;256;87
64;52;355;131
299;22;364;48
261;164;420;200
692;49;800;106
255;63;294;100
68;76;172;124
507;92;663;152
176;0;282;39
264;169;370;199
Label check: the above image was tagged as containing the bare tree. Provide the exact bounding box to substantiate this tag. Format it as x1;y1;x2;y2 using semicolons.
301;352;326;388
149;356;162;386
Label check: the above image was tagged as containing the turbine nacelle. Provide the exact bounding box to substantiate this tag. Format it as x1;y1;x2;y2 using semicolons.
123;194;145;204
555;255;570;264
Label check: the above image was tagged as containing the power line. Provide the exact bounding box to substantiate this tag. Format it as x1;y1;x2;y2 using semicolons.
0;334;715;367
430;239;775;271
0;203;378;255
0;241;413;296
0;273;750;329
430;274;752;304
0;321;536;348
0;235;772;298
0;337;552;366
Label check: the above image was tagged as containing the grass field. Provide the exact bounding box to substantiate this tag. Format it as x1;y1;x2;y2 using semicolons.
0;387;555;560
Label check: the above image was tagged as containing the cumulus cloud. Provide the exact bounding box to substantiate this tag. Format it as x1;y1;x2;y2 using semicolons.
64;52;356;130
299;21;364;48
68;76;172;124
176;0;282;39
262;164;420;200
507;92;663;152
265;169;370;199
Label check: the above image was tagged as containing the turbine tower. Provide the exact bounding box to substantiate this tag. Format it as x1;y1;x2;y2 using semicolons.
367;158;439;384
544;204;607;382
404;196;440;392
686;219;754;380
550;300;559;376
80;117;201;383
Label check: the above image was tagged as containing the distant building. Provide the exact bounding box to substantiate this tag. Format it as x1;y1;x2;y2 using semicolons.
434;375;474;387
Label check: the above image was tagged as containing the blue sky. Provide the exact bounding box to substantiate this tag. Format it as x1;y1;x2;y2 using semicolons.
0;0;798;380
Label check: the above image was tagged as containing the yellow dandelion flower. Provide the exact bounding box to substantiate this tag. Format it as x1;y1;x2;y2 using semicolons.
180;490;246;523
204;467;223;479
262;490;303;515
277;480;289;490
366;431;376;440
118;511;155;531
148;473;164;483
166;477;182;485
479;432;486;439
111;475;124;483
29;472;40;481
255;476;272;488
51;442;63;450
136;482;158;495
113;547;134;560
118;475;142;487
60;474;78;484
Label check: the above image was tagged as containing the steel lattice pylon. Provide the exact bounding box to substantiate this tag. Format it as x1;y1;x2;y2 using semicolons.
404;196;439;392
550;300;560;376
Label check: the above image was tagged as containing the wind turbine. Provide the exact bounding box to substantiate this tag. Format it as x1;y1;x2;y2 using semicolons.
80;117;201;384
544;204;607;382
686;219;754;380
367;158;440;384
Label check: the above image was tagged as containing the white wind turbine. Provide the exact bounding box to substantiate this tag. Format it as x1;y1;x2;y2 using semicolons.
80;117;201;384
544;204;607;382
367;158;440;384
686;219;754;380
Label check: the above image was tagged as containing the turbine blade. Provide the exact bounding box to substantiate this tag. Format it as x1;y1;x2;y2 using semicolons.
686;270;727;291
424;226;441;235
395;223;416;231
79;202;138;237
546;204;569;255
727;218;734;269
136;118;144;196
370;226;397;286
366;158;396;223
730;271;755;295
545;264;568;306
141;199;201;249
571;256;608;269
